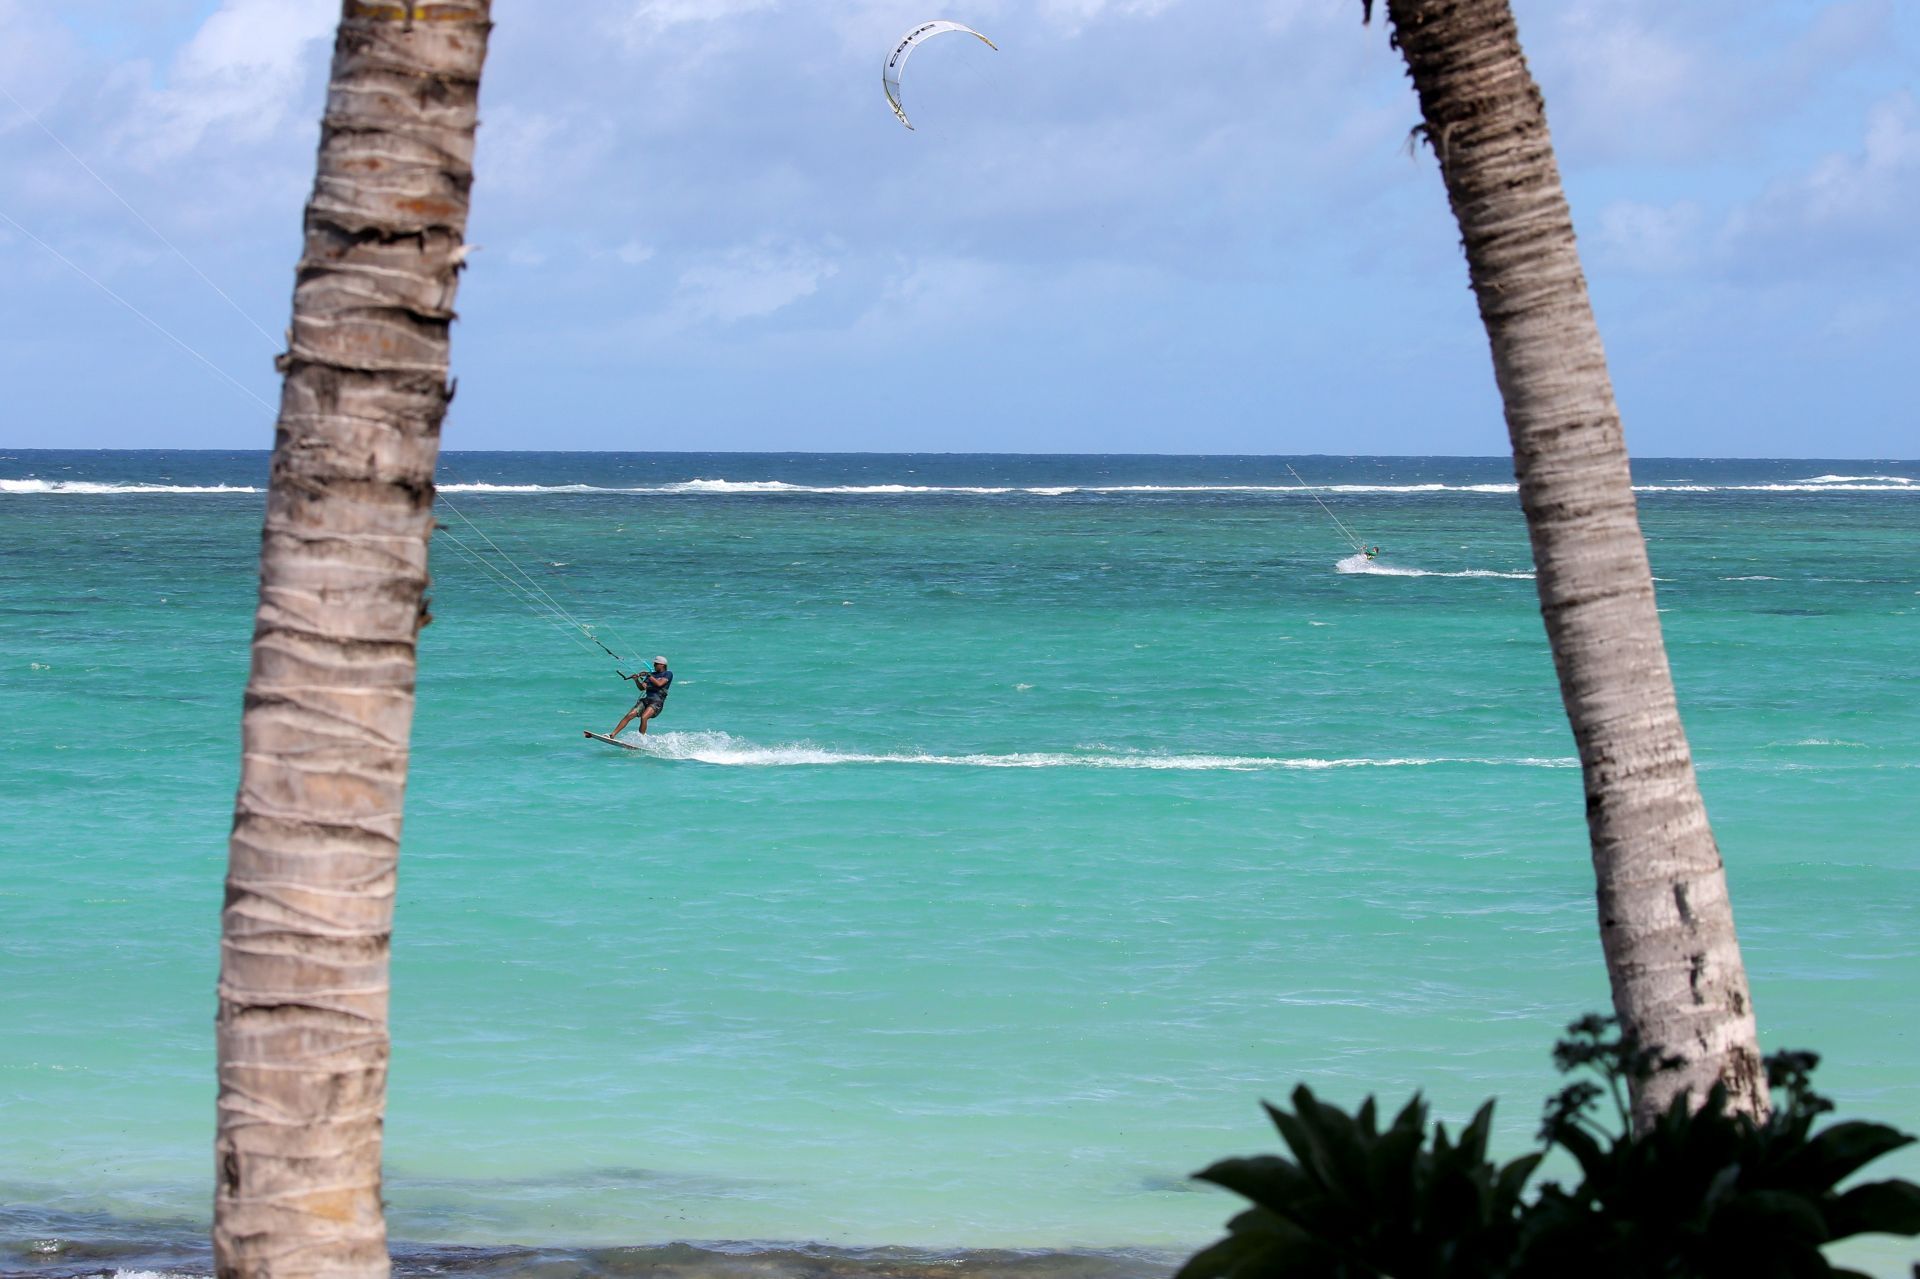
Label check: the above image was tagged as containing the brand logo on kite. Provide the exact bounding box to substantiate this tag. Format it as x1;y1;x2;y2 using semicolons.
882;21;998;131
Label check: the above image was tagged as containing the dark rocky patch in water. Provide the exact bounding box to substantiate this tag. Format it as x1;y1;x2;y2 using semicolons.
2;1207;1179;1279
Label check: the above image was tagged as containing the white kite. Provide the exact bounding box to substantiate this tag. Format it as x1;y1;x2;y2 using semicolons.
883;21;998;131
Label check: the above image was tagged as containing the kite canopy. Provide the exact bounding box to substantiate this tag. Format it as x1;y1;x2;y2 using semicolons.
883;21;997;131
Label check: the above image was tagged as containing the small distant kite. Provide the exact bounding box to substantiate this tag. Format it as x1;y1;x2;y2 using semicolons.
883;21;998;131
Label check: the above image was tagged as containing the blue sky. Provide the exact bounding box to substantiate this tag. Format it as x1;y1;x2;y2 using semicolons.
1;0;1915;456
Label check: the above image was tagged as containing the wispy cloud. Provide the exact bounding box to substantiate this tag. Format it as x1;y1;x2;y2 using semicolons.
1590;88;1920;288
1532;0;1895;164
123;0;336;162
1594;200;1706;273
0;0;82;111
623;0;780;31
1760;91;1918;230
670;237;841;325
5;0;1917;454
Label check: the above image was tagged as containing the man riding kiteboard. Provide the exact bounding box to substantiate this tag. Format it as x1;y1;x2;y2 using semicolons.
597;655;673;739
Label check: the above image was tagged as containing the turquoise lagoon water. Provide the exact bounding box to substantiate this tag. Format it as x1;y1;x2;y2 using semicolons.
1;452;1915;1274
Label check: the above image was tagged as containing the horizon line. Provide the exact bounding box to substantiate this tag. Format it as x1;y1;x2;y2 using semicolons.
4;447;1916;464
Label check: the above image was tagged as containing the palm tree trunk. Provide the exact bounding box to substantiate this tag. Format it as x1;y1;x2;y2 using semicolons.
1379;0;1766;1125
215;5;491;1275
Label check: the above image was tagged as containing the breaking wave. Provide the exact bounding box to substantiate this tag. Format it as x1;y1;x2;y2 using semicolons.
1801;474;1912;485
10;474;1916;498
440;482;607;494
442;477;1918;497
1767;737;1869;749
606;731;1575;772
1335;553;1534;579
0;478;260;495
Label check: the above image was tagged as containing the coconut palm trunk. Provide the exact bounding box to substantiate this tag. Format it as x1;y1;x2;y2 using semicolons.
1377;0;1766;1125
215;4;492;1275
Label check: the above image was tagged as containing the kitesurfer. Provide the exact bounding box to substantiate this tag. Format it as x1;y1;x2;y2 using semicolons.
1364;545;1383;560
607;656;673;737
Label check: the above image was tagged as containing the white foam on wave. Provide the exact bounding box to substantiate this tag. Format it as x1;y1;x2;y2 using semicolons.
431;476;1920;498
0;478;260;495
664;478;1065;496
1645;481;1917;493
440;481;605;494
614;730;1574;772
1770;738;1869;749
1801;474;1913;485
1087;482;1522;494
1335;553;1534;579
13;474;1915;499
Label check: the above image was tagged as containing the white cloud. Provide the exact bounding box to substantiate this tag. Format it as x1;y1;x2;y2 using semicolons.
1021;0;1180;36
864;254;1011;332
128;0;336;160
1780;92;1919;228
1526;0;1897;166
1595;93;1920;280
625;0;778;28
0;0;81;113
1726;91;1920;264
613;0;778;51
1594;199;1705;273
478;106;616;197
1533;1;1700;160
671;238;839;324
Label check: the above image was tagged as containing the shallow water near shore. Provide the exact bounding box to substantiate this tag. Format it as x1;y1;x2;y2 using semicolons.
2;452;1916;1275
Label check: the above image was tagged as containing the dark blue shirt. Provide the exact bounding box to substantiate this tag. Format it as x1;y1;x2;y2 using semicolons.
642;668;673;701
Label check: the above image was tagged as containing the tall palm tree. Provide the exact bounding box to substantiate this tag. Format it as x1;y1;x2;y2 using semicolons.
1374;0;1766;1125
215;4;493;1275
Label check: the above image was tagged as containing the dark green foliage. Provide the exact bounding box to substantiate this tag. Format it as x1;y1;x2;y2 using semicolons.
1178;1017;1920;1279
1183;1089;1540;1279
1523;1022;1920;1279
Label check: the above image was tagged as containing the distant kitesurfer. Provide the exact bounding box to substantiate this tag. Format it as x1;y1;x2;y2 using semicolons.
604;656;673;737
1364;545;1383;560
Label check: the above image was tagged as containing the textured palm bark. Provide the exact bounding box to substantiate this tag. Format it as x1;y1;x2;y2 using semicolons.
1381;0;1765;1126
215;4;491;1276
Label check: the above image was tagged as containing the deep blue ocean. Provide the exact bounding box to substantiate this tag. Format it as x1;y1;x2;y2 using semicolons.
2;451;1915;1277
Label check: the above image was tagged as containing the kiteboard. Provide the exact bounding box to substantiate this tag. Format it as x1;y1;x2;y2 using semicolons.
583;730;642;751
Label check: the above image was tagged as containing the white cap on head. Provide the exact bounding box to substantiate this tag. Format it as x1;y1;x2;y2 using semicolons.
653;655;668;665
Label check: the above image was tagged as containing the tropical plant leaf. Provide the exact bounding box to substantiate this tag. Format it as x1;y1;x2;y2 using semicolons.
1825;1178;1920;1239
1496;1151;1544;1206
1789;1121;1917;1189
1175;1220;1290;1279
1720;1188;1831;1245
1194;1155;1317;1216
1355;1094;1378;1138
1290;1086;1372;1201
1459;1098;1497;1163
1183;1021;1918;1279
1549;1118;1608;1183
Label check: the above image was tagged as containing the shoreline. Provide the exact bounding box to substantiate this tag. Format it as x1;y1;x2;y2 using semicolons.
7;1210;1184;1279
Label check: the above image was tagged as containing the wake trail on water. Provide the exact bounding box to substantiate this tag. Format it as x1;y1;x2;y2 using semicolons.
1335;553;1534;579
610;731;1575;771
